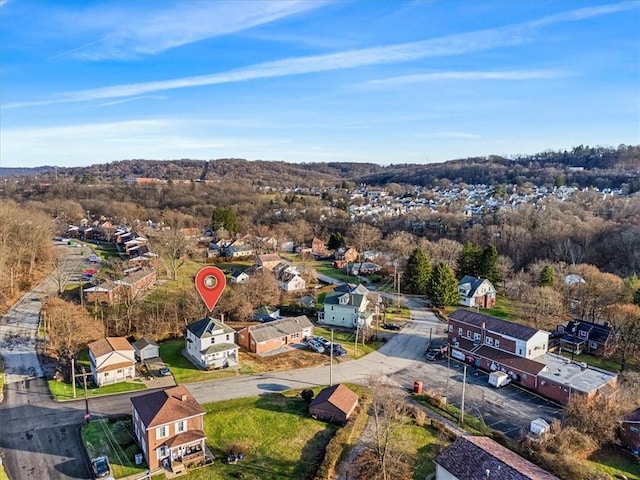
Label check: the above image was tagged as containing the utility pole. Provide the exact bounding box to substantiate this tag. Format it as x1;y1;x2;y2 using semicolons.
71;357;76;399
329;329;334;387
460;364;467;426
445;343;450;405
354;324;358;357
82;367;90;424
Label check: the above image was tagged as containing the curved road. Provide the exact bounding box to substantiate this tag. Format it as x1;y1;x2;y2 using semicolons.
1;257;560;479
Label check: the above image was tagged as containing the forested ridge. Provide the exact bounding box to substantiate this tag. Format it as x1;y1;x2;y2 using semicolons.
2;144;638;190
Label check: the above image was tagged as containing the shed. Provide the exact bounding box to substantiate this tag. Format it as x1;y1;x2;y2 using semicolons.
132;337;159;362
309;384;358;426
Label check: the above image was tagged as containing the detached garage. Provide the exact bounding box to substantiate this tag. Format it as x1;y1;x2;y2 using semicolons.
309;384;359;426
132;337;159;362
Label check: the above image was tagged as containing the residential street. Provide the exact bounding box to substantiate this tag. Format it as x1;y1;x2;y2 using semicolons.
0;257;561;480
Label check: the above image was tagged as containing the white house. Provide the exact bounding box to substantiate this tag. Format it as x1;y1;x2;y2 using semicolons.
319;290;374;329
231;270;250;284
132;337;160;362
274;263;306;292
184;317;239;370
88;337;136;387
458;276;496;309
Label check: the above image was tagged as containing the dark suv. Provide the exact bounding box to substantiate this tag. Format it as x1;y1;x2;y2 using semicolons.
90;456;111;478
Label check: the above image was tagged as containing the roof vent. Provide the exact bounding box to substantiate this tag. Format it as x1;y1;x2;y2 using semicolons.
181;394;188;402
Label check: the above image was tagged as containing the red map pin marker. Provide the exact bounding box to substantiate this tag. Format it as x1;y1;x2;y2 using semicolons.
195;266;226;312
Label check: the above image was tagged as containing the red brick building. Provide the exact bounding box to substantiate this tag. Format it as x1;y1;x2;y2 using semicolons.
237;316;313;355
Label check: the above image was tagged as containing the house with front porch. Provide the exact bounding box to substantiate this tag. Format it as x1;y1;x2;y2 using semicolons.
556;319;612;356
184;317;239;370
319;290;374;329
131;386;207;473
88;337;136;387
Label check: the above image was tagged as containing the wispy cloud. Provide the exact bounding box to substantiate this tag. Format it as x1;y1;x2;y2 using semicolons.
97;95;166;107
367;69;567;86
3;1;633;109
52;1;331;61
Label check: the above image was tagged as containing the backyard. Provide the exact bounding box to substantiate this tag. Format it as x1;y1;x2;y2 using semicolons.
81;417;147;478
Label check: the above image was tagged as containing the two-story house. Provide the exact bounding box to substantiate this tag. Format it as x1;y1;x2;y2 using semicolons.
184;317;239;370
131;386;207;473
457;276;496;309
319;290;374;329
237;315;313;355
556;319;612;356
87;337;136;387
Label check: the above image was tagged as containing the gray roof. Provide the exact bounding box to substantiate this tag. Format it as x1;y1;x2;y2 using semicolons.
202;342;239;355
434;436;560;480
324;292;366;308
537;353;617;394
187;317;235;338
249;316;313;343
334;283;370;296
132;336;158;350
458;275;495;298
450;309;542;341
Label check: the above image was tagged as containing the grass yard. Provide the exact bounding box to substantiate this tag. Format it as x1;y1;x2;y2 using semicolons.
557;351;622;372
49;379;146;401
0;464;8;480
475;295;521;321
81;417;147;478
395;422;448;479
181;392;339;480
588;447;640;479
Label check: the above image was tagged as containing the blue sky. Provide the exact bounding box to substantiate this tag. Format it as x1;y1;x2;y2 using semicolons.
1;0;638;168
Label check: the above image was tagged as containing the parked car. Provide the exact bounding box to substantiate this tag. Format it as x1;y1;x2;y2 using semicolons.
382;323;401;331
158;367;171;376
313;336;331;349
307;339;325;353
329;343;347;356
90;456;111;478
424;349;442;361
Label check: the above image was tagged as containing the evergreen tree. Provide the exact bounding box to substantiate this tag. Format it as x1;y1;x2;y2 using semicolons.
539;265;555;286
634;288;640;306
327;232;345;250
457;241;482;277
478;245;500;284
403;246;432;294
427;261;460;308
211;207;237;235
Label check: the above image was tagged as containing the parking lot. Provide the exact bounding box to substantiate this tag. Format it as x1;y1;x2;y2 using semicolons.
394;356;564;439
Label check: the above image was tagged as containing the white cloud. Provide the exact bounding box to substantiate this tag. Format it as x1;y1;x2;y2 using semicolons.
366;69;567;86
3;1;633;109
53;1;331;61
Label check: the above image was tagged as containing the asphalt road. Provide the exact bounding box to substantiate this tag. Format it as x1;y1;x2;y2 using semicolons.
1;255;562;479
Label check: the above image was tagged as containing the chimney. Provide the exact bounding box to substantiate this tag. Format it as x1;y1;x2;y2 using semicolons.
181;394;188;402
220;313;225;323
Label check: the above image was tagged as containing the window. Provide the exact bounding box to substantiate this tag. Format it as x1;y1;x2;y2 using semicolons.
466;330;472;338
495;340;500;348
473;333;481;341
590;341;598;349
630;426;639;433
485;337;493;345
291;332;300;339
226;334;230;341
458;327;463;336
448;325;453;332
176;420;186;433
518;348;523;356
579;330;587;338
157;426;168;439
158;445;168;459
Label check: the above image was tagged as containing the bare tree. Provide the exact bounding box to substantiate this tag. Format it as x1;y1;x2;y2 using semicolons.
50;251;72;295
354;375;413;480
604;303;640;372
348;223;382;261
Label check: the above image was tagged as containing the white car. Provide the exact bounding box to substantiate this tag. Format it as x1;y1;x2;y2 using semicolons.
307;339;325;353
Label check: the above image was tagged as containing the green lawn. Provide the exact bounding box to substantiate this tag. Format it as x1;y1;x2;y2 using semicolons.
81;418;147;478
473;295;520;321
183;392;338;480
158;339;255;384
397;423;448;480
588;446;640;480
557;351;622;372
49;379;146;401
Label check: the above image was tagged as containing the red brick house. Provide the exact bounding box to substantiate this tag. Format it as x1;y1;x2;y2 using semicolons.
84;267;156;306
309;384;359;426
131;386;206;472
619;408;640;455
237;316;313;355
